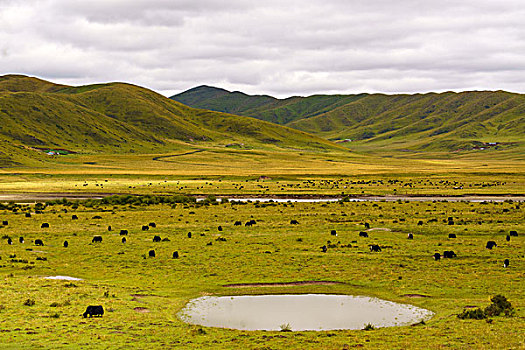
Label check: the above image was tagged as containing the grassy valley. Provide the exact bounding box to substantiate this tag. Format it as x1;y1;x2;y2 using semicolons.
172;87;525;158
0;75;523;349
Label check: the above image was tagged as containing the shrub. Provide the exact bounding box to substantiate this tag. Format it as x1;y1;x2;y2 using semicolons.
458;308;486;320
485;295;514;317
363;323;375;330
279;323;292;332
458;295;514;319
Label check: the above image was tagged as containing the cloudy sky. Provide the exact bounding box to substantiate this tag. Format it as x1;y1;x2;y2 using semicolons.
1;0;524;97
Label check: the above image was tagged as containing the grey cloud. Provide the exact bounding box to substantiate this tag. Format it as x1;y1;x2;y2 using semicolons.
1;0;525;97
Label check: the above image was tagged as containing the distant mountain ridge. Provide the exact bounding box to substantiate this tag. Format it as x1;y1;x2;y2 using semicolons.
0;75;338;166
171;86;525;156
172;85;365;125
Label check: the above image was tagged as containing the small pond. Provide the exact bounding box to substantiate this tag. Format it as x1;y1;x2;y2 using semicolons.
44;275;83;281
179;294;433;331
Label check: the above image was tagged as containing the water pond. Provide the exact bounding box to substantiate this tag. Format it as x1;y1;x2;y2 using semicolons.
179;294;433;331
44;275;83;281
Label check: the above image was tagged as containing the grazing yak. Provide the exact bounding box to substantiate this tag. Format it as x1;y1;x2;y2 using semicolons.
92;236;103;243
364;222;370;229
108;226;112;231
234;221;242;226
359;232;369;238
448;233;456;239
443;251;456;258
119;230;128;236
503;259;509;268
509;230;518;237
369;244;382;252
173;251;179;259
153;235;161;242
25;213;31;218
433;253;441;260
245;219;257;227
142;225;149;231
321;245;327;253
407;233;414;239
148;250;156;257
331;230;337;236
122;237;126;243
63;241;68;248
187;232;192;238
19;237;24;243
83;305;104;318
149;222;156;228
41;223;49;228
2;220;8;225
72;215;78;220
486;241;497;249
290;220;299;225
7;237;12;245
417;220;423;226
218;226;223;231
34;239;44;246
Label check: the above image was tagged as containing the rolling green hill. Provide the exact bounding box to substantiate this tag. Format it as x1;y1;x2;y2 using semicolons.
172;87;525;157
171;85;366;125
0;75;339;166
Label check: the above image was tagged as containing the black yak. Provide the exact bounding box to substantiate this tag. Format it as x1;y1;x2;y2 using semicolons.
486;241;497;249
83;305;104;318
369;244;381;252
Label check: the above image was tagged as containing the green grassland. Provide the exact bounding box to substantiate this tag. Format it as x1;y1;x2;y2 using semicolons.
0;75;337;168
0;74;524;349
172;86;525;158
0;197;523;349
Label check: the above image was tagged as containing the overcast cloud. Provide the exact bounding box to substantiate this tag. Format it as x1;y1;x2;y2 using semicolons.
1;0;525;97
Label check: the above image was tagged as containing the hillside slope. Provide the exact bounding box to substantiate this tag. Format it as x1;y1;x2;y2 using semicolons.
0;75;339;166
172;85;366;124
172;86;525;156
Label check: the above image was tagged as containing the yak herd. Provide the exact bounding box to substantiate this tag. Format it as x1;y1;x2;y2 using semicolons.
1;200;520;319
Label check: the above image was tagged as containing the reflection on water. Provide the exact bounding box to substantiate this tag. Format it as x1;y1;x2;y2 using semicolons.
179;294;433;331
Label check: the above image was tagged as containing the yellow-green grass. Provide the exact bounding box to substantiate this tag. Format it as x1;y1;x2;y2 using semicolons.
0;171;523;198
0;199;523;349
0;147;523;197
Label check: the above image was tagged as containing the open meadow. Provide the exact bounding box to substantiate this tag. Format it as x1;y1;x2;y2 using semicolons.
0;75;524;349
0;193;523;349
